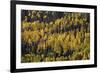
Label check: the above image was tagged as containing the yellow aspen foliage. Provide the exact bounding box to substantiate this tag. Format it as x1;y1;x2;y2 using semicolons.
40;29;44;37
55;19;61;25
21;10;90;62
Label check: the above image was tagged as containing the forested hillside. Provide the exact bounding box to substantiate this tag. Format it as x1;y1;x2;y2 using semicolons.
21;10;90;63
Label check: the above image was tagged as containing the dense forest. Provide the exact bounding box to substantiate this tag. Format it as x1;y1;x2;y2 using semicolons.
21;10;90;63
